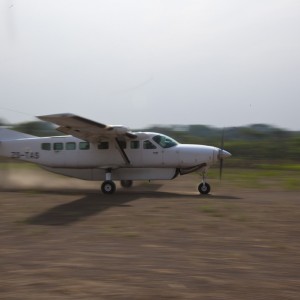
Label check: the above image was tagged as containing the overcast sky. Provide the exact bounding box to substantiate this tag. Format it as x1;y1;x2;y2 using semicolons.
1;0;300;130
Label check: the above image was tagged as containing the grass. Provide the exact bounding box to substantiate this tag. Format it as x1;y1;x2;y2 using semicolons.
208;167;300;191
0;162;40;170
199;205;224;218
199;204;250;222
283;178;300;190
199;205;218;214
256;163;300;171
199;202;251;222
1;162;300;191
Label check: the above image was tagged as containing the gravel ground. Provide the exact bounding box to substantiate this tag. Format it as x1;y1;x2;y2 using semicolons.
0;169;300;299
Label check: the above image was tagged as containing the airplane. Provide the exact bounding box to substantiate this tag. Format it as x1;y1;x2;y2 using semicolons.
0;113;231;194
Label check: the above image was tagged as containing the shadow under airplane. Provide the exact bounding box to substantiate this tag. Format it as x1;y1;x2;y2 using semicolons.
0;182;241;226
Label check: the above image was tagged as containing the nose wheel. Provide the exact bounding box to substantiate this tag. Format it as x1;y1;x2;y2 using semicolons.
198;182;211;194
198;171;211;194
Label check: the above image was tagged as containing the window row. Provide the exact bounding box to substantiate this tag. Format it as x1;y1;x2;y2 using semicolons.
41;142;90;151
41;140;159;151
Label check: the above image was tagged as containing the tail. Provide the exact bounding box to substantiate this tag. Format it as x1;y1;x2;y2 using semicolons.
0;128;36;141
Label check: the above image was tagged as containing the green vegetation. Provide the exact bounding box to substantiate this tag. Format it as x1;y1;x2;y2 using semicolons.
144;123;300;167
2;119;300;165
256;164;300;171
206;168;300;191
199;205;224;217
0;162;40;169
4;121;58;137
0;118;7;126
1;120;300;191
198;203;249;221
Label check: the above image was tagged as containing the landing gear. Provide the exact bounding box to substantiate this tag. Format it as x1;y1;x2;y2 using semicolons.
198;171;211;195
198;182;211;194
101;180;116;194
101;169;116;194
120;180;133;188
101;169;134;194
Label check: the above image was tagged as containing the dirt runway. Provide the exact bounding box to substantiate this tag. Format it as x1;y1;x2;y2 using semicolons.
0;169;300;299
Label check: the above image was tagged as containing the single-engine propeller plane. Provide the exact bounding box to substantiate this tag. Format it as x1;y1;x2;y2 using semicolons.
0;113;231;194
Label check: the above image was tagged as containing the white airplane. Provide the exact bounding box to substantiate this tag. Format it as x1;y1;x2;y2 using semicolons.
0;113;231;194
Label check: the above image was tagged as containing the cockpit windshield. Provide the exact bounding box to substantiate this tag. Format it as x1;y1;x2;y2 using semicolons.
152;134;178;148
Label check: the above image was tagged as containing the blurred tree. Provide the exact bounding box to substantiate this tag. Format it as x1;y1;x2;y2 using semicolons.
0;118;8;126
12;121;58;137
3;119;299;164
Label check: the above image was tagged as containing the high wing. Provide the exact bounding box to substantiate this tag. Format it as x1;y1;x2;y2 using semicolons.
37;113;137;143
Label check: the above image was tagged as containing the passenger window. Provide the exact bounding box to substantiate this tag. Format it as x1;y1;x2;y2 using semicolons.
66;142;76;150
41;143;51;150
54;143;64;151
130;141;140;149
143;140;156;149
98;142;109;149
79;142;90;150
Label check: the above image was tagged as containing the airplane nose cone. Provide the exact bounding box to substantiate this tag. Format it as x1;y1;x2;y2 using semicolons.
218;149;231;159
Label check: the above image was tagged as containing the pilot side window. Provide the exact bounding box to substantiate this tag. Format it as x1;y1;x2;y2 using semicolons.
143;140;156;149
66;142;76;150
98;142;109;149
79;142;90;150
54;143;64;151
41;143;51;150
130;141;140;149
152;135;178;148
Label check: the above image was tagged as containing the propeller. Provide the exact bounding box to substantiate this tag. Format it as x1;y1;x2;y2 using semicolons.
219;128;225;181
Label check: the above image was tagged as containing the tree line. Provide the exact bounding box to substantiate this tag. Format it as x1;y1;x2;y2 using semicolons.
1;120;300;165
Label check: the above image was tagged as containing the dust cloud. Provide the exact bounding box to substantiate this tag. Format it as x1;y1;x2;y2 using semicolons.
0;164;100;192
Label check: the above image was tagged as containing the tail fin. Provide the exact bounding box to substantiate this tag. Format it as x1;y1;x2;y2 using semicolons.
0;128;36;141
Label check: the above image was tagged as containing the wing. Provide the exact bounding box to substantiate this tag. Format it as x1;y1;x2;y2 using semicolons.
37;113;137;142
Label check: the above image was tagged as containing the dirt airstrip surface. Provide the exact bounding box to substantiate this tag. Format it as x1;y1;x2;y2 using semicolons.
0;168;300;299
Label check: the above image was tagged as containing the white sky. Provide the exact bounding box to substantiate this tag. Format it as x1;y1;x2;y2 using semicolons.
0;0;300;130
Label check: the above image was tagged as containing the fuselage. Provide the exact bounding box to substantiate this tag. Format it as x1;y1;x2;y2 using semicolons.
0;131;229;181
1;114;233;194
0;132;219;167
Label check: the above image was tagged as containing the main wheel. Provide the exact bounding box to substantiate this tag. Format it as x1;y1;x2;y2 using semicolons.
198;182;211;195
120;180;133;188
101;180;116;194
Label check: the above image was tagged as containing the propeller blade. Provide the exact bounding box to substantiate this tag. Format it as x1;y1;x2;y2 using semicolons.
220;128;224;150
219;157;223;181
219;128;225;181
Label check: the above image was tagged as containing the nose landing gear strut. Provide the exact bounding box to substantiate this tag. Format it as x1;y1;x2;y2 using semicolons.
198;172;211;194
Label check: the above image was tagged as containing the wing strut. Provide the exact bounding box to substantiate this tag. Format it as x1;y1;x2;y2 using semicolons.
115;138;131;165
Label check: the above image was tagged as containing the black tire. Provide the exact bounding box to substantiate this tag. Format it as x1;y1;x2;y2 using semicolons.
198;182;211;195
120;180;133;188
101;181;116;194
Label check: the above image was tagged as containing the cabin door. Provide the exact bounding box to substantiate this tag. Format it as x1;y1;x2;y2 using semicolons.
141;139;163;166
